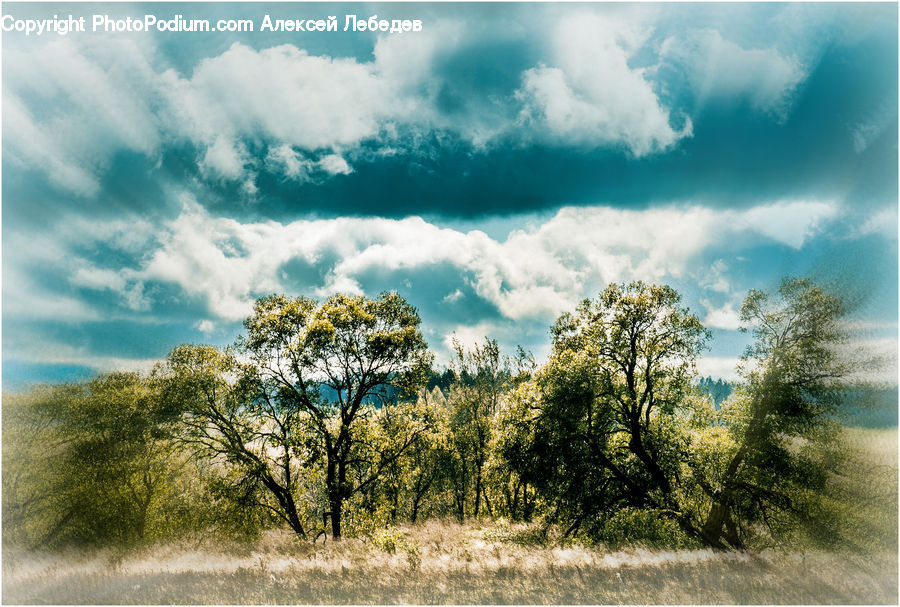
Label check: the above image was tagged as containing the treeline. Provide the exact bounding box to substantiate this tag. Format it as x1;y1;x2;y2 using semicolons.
2;279;869;551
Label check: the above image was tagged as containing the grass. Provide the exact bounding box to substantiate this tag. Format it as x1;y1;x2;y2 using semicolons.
3;427;897;604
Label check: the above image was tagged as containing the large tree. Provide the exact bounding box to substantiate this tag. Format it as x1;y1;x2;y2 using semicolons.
162;292;432;540
699;277;848;548
500;282;710;539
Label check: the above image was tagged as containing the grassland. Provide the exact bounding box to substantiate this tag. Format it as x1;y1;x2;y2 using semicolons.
3;427;897;605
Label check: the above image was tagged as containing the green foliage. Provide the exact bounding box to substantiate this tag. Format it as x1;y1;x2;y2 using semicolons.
2;374;213;549
499;281;710;542
157;292;432;540
593;508;700;549
700;277;852;549
3;276;883;555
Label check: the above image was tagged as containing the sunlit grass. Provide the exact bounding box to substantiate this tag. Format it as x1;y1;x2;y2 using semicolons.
4;427;897;604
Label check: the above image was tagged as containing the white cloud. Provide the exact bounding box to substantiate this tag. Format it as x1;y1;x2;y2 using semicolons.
516;14;690;156
5;39;392;189
443;289;465;303
319;154;353;176
5;17;703;190
660;29;805;117
6;335;162;376
855;206;898;239
70;267;127;292
3;37;163;195
443;323;505;353
161;43;389;168
730;199;837;248
697;259;732;294
195;320;217;334
850;100;895;153
63;197;839;325
696;356;742;381
2;94;100;196
201;136;248;180
702;300;743;331
266;146;354;182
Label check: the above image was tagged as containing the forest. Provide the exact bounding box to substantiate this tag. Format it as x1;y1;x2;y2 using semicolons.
3;277;898;603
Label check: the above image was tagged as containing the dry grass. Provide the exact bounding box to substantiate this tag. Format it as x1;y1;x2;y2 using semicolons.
4;519;896;604
4;427;897;604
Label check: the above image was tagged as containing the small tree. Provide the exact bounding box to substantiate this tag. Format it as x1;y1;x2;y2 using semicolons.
157;344;315;538
445;337;513;520
699;278;848;548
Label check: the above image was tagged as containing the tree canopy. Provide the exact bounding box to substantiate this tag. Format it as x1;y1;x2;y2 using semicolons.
4;278;869;551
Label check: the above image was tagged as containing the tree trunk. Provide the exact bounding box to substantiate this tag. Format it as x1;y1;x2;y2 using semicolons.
330;451;349;539
474;469;482;518
330;496;342;539
701;391;770;549
628;422;672;494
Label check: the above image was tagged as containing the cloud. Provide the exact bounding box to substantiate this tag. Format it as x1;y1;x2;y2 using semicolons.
850;102;895;154
515;14;691;155
319;154;353;176
60;197;840;326
162;43;390;164
854;206;898;239
265;145;353;183
702;301;743;331
4;39;392;191
201;136;248;180
194;320;217;335
5;335;162;376
3;37;163;195
730;199;837;248
696;356;742;381
3;15;697;191
660;29;805;117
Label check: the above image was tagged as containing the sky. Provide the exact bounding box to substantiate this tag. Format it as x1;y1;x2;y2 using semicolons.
2;2;897;390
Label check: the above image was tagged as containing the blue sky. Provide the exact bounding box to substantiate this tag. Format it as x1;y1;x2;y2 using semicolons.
2;2;897;390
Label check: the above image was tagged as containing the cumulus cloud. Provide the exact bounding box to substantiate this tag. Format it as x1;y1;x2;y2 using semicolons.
660;29;805;116
3;15;701;191
702;301;743;331
729;199;837;248
516;14;691;155
3;11;824;191
201;136;248;180
696;356;742;381
62;197;839;325
265;145;353;183
161;43;390;167
4;39;393;192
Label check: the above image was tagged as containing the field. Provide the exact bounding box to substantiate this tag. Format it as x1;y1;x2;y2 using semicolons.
3;427;897;605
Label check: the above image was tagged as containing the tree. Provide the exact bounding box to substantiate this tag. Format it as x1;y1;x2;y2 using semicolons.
501;282;711;539
156;344;314;539
3;373;185;549
162;292;432;540
445;337;510;520
699;278;848;548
